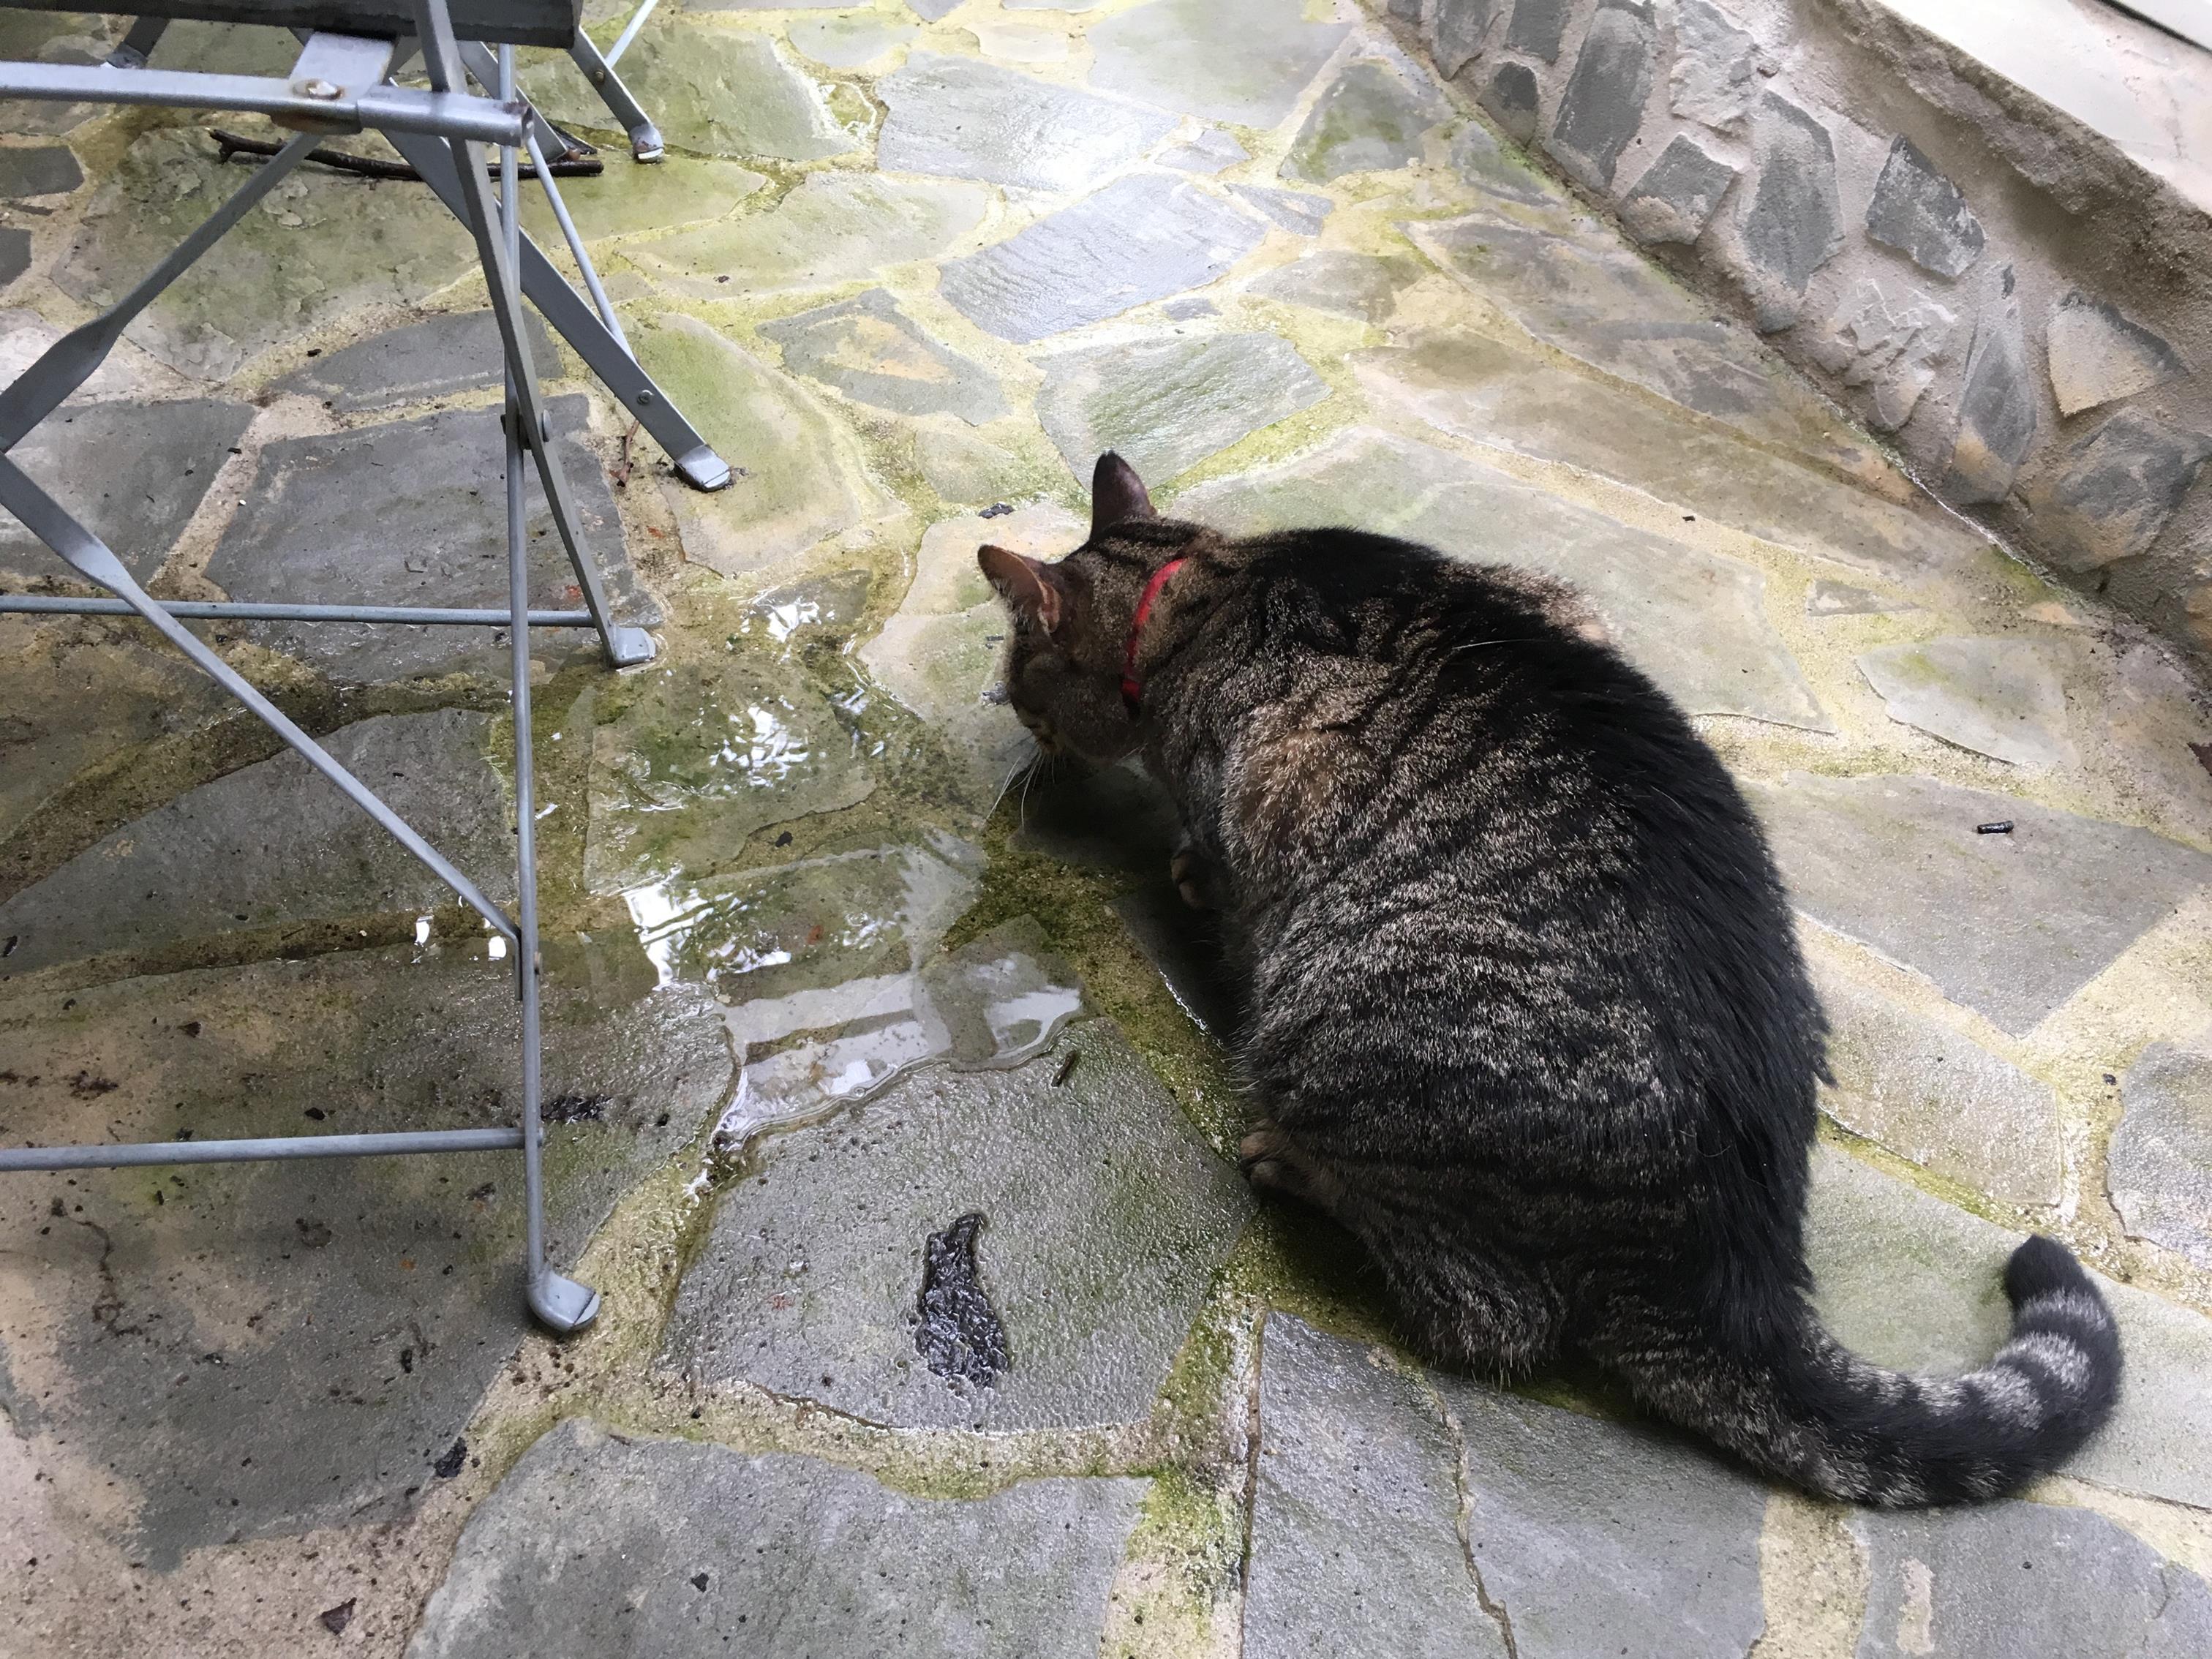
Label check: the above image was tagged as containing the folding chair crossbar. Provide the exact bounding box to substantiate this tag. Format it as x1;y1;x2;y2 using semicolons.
0;0;700;1333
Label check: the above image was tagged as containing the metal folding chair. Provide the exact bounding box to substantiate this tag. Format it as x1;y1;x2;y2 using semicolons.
0;0;699;1332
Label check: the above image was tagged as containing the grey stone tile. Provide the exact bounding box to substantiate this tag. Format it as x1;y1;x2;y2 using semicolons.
1850;1489;2212;1658
0;710;511;978
879;52;1175;195
0;938;731;1568
1437;1378;1769;1659
1748;772;2212;1035
1807;580;1919;616
204;396;640;685
0;397;252;585
1544;0;1660;190
1282;59;1449;184
2030;410;2212;571
1807;1146;2212;1508
524;22;853;162
1431;0;1502;80
631;172;988;300
1864;135;1985;281
271;309;560;415
1671;0;1767;131
1251;249;1422;323
1856;636;2080;770
1230;184;1333;235
1177;427;1829;729
906;0;961;18
787;10;917;68
1944;298;2038;505
761;288;1007;424
1729;91;1843;331
1505;0;1571;61
1245;1316;1506;1659
1620;135;1739;245
912;420;1036;505
2110;1036;2212;1268
0;224;27;289
1353;331;1976;579
659;1021;1250;1429
1162;296;1219;320
1813;961;2061;1205
1804;277;1960;432
940;174;1266;343
1087;0;1350;129
1451;118;1558;203
0;143;80;197
1477;61;1541;143
1158;129;1249;173
1035;331;1328;485
2044;290;2186;418
411;1420;1145;1659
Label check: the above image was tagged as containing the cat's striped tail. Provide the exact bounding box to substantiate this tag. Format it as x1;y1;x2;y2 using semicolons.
1615;1236;2122;1507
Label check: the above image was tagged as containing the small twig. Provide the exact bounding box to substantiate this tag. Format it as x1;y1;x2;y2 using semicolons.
208;128;603;181
611;420;639;491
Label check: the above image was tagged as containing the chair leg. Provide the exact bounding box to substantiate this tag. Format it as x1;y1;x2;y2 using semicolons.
105;15;168;69
567;28;663;162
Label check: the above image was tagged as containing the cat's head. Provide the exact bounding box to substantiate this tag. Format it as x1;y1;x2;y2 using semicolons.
978;454;1203;764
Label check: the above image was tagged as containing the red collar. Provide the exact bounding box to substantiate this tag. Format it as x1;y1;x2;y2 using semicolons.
1120;557;1189;715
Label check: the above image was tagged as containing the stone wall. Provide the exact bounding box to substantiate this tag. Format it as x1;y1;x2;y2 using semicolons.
1382;0;2212;659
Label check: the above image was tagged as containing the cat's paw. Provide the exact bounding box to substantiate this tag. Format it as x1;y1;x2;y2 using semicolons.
1239;1121;1343;1211
1169;841;1216;911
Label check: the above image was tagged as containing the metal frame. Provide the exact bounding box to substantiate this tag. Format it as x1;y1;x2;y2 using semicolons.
0;0;706;1334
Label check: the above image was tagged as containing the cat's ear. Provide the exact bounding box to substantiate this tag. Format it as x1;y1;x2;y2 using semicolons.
978;544;1064;633
1090;452;1154;538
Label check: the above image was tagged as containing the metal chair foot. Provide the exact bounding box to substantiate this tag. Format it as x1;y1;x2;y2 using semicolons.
604;624;656;666
529;1271;601;1333
673;444;731;492
628;121;663;163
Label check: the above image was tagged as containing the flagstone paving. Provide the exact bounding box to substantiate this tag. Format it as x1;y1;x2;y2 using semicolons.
4;4;2212;1657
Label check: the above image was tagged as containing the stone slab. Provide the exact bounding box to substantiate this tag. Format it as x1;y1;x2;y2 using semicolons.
1813;960;2061;1205
1856;636;2080;770
1620;135;1739;246
2110;1037;2212;1268
2045;291;2186;418
1671;0;1765;130
941;173;1266;344
1807;1146;2212;1508
879;52;1175;195
204;396;640;685
1087;0;1350;129
1864;135;1985;280
761;287;1007;424
0;939;730;1568
1251;250;1422;323
1477;61;1541;143
788;10;918;68
1230;184;1334;236
627;173;988;300
971;18;1070;65
1505;0;1570;61
1438;1378;1769;1659
271;309;560;414
1245;1315;1505;1659
520;156;769;246
1544;0;1659;190
1805;277;1958;432
1748;772;2212;1035
2031;410;2212;571
1451;118;1560;205
660;1021;1251;1430
411;1420;1145;1659
0;710;510;979
1158;129;1249;173
1281;58;1449;184
1807;580;1919;616
0;143;80;197
1178;426;1828;729
0;397;252;586
1430;1;1501;80
1944;300;2037;506
1851;1500;2212;1659
1035;331;1328;486
1729;91;1843;331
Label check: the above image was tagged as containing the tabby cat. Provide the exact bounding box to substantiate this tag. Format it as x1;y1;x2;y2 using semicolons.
979;453;2121;1507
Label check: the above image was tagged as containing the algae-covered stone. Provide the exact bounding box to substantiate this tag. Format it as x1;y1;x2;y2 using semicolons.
941;173;1267;343
1245;1317;1505;1659
1543;0;1659;191
1856;636;2080;771
1251;250;1421;323
1180;427;1828;730
0;710;511;978
53;127;472;380
0;397;252;586
911;420;1038;504
761;288;1007;424
0;938;730;1568
271;309;560;414
1281;59;1449;184
1748;772;2212;1036
206;396;639;685
660;1022;1251;1429
879;52;1175;195
630;172;988;299
1034;331;1328;485
2110;1037;2212;1268
1230;184;1333;236
633;315;889;576
1807;580;1918;616
1812;961;2061;1205
519;154;767;245
1438;1377;1769;1659
2045;291;2185;418
524;23;854;162
1087;0;1350;129
411;1420;1145;1659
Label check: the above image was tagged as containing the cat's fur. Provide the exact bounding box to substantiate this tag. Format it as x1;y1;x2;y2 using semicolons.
979;453;2121;1508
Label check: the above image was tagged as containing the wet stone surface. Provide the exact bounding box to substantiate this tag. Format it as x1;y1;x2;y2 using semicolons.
761;288;1008;425
1750;772;2212;1036
1856;636;2080;771
271;309;561;415
1087;0;1350;129
879;52;1175;195
1251;249;1422;323
2110;1037;2212;1268
1230;184;1335;236
1282;58;1449;184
